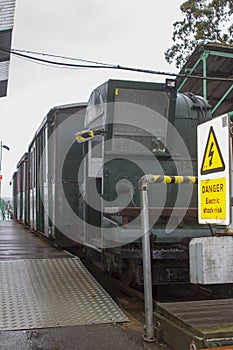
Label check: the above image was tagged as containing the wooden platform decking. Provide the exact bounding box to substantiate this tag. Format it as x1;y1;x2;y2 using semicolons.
155;299;233;349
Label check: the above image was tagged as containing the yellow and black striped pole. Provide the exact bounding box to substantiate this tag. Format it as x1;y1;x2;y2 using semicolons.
139;174;197;191
153;175;197;184
138;174;197;342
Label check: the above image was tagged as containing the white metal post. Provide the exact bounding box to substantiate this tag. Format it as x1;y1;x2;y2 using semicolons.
139;174;197;342
139;175;155;342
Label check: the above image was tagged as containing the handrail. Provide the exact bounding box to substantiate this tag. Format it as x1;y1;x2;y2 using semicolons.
139;175;197;342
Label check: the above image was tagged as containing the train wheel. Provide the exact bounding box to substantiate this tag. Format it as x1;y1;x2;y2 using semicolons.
119;259;136;287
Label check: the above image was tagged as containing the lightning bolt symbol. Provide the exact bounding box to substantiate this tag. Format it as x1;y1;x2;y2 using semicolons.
208;142;214;166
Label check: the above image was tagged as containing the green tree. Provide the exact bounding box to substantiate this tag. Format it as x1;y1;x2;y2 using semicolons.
165;0;233;68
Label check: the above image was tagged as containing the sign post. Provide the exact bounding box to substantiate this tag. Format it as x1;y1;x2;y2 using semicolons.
197;115;231;226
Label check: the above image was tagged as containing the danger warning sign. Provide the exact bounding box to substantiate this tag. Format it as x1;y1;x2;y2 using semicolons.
201;126;225;175
200;178;226;220
197;115;230;225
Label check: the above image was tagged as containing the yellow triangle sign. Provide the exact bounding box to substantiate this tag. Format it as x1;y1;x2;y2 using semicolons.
201;126;225;175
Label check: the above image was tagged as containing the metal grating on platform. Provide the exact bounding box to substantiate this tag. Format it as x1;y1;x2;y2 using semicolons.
0;257;128;330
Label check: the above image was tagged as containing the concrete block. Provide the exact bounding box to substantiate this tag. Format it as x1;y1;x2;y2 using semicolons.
189;236;233;284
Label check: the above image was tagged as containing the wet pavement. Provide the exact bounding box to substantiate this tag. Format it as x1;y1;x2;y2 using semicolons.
0;324;170;350
0;221;171;350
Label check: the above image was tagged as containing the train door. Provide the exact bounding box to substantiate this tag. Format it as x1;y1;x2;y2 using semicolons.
47;118;56;239
29;142;36;231
36;124;49;237
84;101;105;249
12;172;18;219
18;163;22;221
22;156;28;224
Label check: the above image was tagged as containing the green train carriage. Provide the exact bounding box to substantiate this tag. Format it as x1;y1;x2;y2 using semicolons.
76;79;213;285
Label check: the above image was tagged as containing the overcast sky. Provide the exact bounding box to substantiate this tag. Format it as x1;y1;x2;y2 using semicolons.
0;0;184;198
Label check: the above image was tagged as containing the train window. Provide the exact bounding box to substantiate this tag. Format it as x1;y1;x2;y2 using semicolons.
114;88;169;120
85;92;105;127
111;88;169;153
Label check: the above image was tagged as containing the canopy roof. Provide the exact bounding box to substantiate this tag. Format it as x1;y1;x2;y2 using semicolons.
176;43;233;117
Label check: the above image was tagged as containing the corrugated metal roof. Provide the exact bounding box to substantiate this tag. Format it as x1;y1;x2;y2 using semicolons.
0;0;16;31
0;0;16;97
176;43;233;117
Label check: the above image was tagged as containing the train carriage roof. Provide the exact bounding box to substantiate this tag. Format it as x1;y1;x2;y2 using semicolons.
35;102;87;136
27;102;87;150
176;43;233;117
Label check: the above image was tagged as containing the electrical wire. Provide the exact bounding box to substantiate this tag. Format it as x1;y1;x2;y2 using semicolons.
7;48;179;77
9;52;89;70
1;46;233;82
11;48;115;67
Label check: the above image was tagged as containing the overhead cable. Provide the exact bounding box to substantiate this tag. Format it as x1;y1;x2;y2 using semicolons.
1;47;233;82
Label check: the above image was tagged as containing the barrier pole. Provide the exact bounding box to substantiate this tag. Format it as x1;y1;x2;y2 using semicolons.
139;175;197;342
139;178;155;342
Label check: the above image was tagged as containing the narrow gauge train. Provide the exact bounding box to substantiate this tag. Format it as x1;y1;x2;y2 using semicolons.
13;79;217;287
13;103;87;244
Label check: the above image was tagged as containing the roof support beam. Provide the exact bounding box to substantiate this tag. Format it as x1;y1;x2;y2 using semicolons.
211;83;233;115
